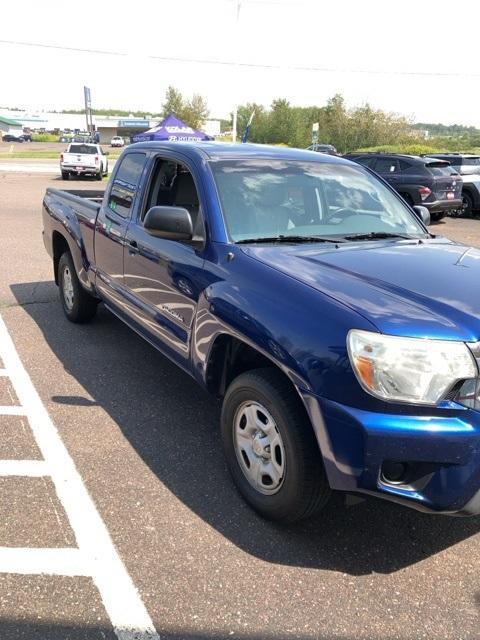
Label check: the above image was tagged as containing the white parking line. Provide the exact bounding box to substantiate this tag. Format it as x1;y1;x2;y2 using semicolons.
0;314;159;640
0;460;49;476
0;406;27;415
0;547;89;576
0;162;59;173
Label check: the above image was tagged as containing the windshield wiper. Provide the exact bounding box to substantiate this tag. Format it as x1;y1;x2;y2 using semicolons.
341;231;419;241
236;235;346;245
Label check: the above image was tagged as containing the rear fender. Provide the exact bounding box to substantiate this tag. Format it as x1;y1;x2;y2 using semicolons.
43;196;95;294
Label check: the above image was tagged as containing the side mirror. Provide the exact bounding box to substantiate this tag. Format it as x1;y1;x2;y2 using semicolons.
144;206;193;241
413;205;431;226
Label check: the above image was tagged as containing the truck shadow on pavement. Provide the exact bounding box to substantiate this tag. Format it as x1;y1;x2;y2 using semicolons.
0;620;360;640
12;282;480;577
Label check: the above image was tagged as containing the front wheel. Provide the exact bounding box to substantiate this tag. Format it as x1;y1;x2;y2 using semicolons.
58;252;98;323
221;368;331;523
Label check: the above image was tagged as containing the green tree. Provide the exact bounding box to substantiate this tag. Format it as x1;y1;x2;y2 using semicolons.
161;86;209;129
236;103;268;142
182;94;209;129
161;86;185;119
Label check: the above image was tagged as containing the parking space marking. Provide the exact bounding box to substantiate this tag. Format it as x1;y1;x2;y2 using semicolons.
0;315;159;640
0;460;49;476
0;406;27;415
0;547;89;576
0;163;59;174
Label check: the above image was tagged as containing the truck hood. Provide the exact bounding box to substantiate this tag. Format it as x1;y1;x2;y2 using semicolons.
241;239;480;342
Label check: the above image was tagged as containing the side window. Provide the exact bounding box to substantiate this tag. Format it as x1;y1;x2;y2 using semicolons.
143;157;205;242
355;156;376;168
374;158;399;173
142;158;178;220
170;164;205;242
108;152;146;218
399;160;412;171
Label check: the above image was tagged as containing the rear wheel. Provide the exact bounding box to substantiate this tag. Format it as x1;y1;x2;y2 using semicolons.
58;252;98;323
61;171;69;180
96;165;103;180
430;212;446;222
221;368;331;523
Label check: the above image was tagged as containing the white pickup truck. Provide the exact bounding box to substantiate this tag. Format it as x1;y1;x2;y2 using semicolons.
60;143;109;180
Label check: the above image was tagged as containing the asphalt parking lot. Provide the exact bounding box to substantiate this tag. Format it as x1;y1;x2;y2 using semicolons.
0;167;479;639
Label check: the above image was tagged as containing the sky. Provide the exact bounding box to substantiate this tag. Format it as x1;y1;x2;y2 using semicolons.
1;0;480;126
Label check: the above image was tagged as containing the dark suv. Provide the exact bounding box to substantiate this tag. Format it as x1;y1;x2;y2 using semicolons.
427;154;480;217
345;153;462;221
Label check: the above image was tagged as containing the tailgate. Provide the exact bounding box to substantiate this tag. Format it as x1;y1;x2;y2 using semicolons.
63;153;97;168
433;175;462;200
426;162;462;200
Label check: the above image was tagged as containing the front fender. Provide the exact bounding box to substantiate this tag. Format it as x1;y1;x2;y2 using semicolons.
192;244;377;408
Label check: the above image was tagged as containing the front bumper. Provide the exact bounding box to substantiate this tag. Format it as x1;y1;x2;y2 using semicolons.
302;392;480;515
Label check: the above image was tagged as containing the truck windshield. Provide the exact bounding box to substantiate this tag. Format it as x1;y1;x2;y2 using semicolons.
210;159;427;243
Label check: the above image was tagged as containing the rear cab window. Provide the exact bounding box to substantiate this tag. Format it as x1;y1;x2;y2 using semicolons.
68;144;97;154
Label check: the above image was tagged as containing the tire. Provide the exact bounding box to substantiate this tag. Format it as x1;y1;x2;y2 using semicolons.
58;252;98;323
221;368;331;523
96;165;103;181
61;171;69;180
430;212;446;222
462;191;474;218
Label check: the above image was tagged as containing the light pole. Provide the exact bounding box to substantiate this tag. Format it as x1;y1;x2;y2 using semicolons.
231;0;241;143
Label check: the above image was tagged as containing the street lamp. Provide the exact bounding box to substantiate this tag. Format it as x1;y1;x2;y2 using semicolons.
231;0;241;143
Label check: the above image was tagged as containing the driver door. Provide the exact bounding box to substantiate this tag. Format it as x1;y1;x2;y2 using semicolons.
123;154;207;369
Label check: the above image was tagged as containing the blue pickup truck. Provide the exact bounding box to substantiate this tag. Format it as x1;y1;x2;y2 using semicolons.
42;142;480;523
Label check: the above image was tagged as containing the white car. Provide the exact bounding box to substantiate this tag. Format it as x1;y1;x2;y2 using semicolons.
110;136;125;147
60;143;109;180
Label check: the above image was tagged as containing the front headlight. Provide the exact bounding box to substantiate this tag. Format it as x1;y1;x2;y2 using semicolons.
347;329;478;405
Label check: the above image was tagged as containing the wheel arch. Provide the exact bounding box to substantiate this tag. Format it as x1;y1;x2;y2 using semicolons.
52;231;71;285
462;185;480;209
205;333;327;456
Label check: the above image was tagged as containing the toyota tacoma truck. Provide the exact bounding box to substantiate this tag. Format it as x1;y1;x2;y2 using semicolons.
60;142;109;180
42;142;480;523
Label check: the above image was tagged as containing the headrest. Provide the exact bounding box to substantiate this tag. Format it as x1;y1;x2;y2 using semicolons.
174;172;198;205
257;181;286;207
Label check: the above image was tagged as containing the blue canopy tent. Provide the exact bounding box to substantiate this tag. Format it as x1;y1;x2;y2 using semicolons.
132;114;213;143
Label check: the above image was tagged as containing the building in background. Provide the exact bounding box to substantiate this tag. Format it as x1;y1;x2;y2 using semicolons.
0;109;222;143
0;115;24;138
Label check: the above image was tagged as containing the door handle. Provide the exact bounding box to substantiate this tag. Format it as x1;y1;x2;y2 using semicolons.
127;239;139;255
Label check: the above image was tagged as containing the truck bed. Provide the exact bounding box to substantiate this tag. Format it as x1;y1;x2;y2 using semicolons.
43;189;105;282
45;188;104;207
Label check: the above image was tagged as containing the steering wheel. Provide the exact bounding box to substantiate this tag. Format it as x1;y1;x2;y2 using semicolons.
325;207;358;224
